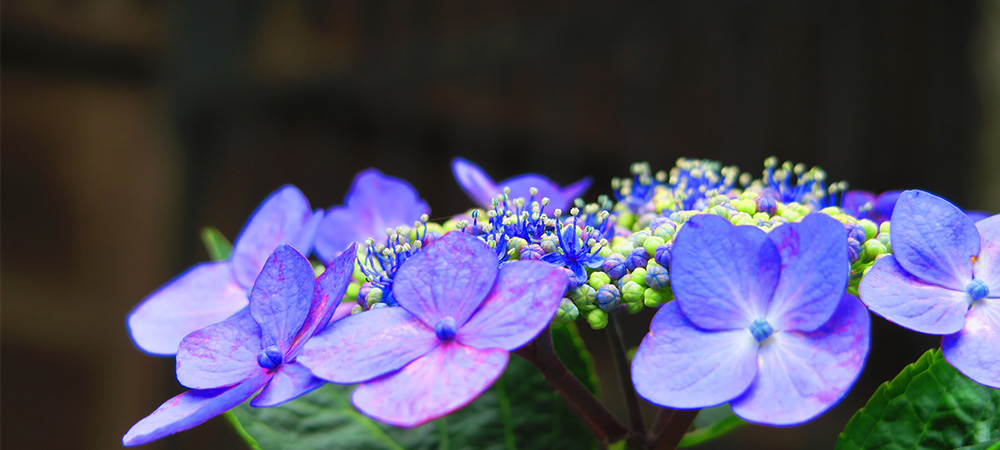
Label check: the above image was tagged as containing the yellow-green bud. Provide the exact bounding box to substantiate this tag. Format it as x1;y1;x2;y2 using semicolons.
587;309;608;330
643;287;672;308
643;236;666;256
622;280;645;304
859;219;878;241
630;268;648;288
589;272;612;290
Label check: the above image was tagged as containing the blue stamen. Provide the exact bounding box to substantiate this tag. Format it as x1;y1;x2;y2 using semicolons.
256;345;284;370
966;279;989;302
749;318;774;343
435;317;458;341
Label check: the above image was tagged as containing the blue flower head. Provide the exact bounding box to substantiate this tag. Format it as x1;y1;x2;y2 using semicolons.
452;157;591;212
540;216;606;286
123;244;357;446
358;220;430;308
751;157;847;210
128;185;324;356
859;190;1000;388
665;158;741;211
632;213;871;425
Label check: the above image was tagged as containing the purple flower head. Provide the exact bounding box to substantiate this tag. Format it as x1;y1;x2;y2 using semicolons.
315;168;430;263
128;185;324;356
859;190;1000;388
452;157;591;212
122;244;357;446
632;213;871;425
540;222;606;286
298;231;568;427
841;190;902;223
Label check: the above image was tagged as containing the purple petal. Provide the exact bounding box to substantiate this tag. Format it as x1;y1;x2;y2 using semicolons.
966;211;992;223
231;185;316;288
452;157;501;208
128;261;247;356
891;190;979;290
869;190;902;222
858;255;970;334
841;190;875;217
457;261;567;350
298;307;439;384
393;231;498;328
352;342;508;427
561;177;594;206
766;214;849;331
249;245;315;352
671;214;781;329
973;214;1000;293
631;301;759;409
289;209;325;256
288;244;357;357
176;309;263;390
122;373;269;446
251;361;325;407
942;297;1000;388
731;293;870;425
314;208;365;262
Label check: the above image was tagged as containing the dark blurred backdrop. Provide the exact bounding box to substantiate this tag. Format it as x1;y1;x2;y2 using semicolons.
3;1;999;449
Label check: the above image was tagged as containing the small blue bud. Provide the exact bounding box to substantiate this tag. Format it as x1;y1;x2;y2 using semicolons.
435;316;458;340
520;244;544;261
602;253;628;280
749;318;774;343
644;263;670;290
755;195;778;216
597;284;621;312
257;345;284;370
357;282;374;307
625;247;649;272
847;238;861;263
845;223;867;244
654;243;672;267
966;279;989;302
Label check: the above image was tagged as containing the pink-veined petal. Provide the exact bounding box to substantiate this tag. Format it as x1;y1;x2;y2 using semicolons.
232;185;315;288
298;307;439;384
176;309;263;390
352;342;508;428
891;190;979;290
251;361;325;407
973;215;1000;293
122;373;269;446
458;261;567;351
289;244;357;357
392;231;498;328
731;293;870;425
631;301;759;409
671;214;780;329
942;297;1000;389
249;245;315;352
452;157;501;208
859;255;970;335
766;214;849;331
128;261;247;356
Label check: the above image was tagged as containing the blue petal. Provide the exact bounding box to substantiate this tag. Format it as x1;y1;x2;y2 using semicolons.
841;190;875;217
231;185;316;289
458;261;568;351
731;293;870;425
891;190;979;290
631;301;759;409
298;307;439;384
671;214;781;329
392;231;498;328
288;243;357;357
569;262;588;286
351;343;508;428
942;297;1000;388
250;361;325;407
541;252;568;266
122;373;269;446
973;214;1000;293
127;261;248;356
176;308;262;390
249;245;315;353
452;157;500;208
766;214;849;331
858;255;970;334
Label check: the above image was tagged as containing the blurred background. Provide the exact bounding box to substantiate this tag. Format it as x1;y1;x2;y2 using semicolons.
3;1;999;449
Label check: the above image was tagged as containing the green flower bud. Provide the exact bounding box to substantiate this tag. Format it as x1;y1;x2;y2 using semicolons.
346;282;360;301
350;304;364;315
709;205;731;220
569;284;598;310
630;268;648;288
653;225;674;240
622;280;645;304
365;288;383;308
589;272;612;290
506;237;528;260
644;287;672;308
753;212;771;222
879;221;890;235
587;309;608;330
862;239;888;262
858;219;878;241
626;301;643;314
643;236;666;256
552;298;580;326
631;230;651;248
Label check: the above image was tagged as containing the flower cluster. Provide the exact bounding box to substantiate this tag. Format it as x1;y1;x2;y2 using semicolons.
124;156;998;447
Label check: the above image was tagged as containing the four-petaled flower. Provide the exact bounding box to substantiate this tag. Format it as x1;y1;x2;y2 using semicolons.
631;213;871;425
123;244;356;446
128;185;323;356
541;223;605;286
451;157;591;211
298;231;568;427
314;168;430;263
859;190;1000;388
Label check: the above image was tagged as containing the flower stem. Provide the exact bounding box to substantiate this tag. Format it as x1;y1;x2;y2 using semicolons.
514;330;629;443
648;408;699;450
607;313;646;436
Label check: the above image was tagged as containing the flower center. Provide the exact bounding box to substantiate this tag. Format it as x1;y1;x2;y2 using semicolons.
966;279;989;302
749;318;774;343
435;316;458;341
256;345;284;370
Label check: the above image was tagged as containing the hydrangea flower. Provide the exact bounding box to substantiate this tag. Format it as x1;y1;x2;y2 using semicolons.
859;190;1000;388
451;157;591;211
314;168;430;262
128;185;323;355
541;223;605;286
123;244;356;446
631;213;870;425
298;231;568;427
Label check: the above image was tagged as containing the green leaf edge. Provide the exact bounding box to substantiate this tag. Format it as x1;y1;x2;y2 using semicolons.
225;411;263;450
678;414;745;448
201;226;233;261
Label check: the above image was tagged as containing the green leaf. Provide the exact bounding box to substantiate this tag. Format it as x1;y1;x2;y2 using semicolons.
836;349;1000;450
201;226;233;261
678;405;745;448
232;351;598;450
